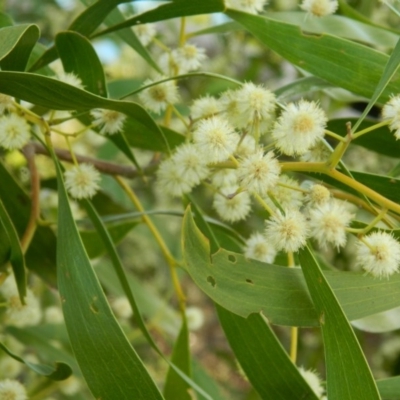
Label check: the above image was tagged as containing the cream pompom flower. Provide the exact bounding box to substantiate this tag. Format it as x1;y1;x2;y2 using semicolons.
138;75;180;114
308;200;353;248
213;186;251;223
156;158;194;197
244;232;277;264
237;149;281;194
0;113;31;150
56;71;85;90
298;367;325;398
91;109;126;135
225;0;268;14
382;95;400;140
172;143;210;186
265;209;309;252
133;24;156;46
64;163;101;199
0;93;14;114
272;100;327;156
235;82;276;129
173;44;207;73
0;379;27;400
300;0;338;17
193;116;239;163
306;184;331;206
356;231;400;278
191;95;221;120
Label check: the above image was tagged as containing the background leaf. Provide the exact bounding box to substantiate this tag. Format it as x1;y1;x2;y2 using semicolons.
227;10;400;103
0;199;26;302
55;158;164;399
56;31;108;97
217;307;319;400
182;209;400;326
163;319;192;400
0;342;72;381
298;245;380;400
0;24;39;71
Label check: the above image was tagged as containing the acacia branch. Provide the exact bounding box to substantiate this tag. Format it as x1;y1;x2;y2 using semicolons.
30;142;157;178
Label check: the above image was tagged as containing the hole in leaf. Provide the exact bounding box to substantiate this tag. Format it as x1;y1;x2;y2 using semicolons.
228;255;236;263
245;279;254;285
207;276;216;287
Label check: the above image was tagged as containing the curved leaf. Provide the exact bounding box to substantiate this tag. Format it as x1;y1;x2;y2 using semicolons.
267;11;399;48
94;0;226;38
182;208;400;327
227;10;400;103
298;246;379;400
376;376;400;399
56;31;107;97
164;319;192;400
217;307;319;400
0;24;39;71
0;71;171;152
0;199;26;303
0;341;72;381
55;158;164;399
29;0;131;72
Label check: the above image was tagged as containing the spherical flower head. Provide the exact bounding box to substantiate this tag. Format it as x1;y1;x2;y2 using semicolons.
219;89;245;128
44;306;64;324
64;163;101;199
236;135;257;158
193;116;239;163
382;95;400;140
210;168;238;188
299;140;331;162
213;186;251;223
0;94;14;114
59;376;81;396
265;209;309;252
307;184;330;206
185;307;205;331
173;44;207;73
300;0;338;16
272;100;327;156
236;82;276;128
309;200;353;248
265;175;304;210
56;71;84;90
0;113;31;150
111;297;133;320
91;109;126;135
156;158;194;197
356;231;400;278
298;367;325;398
172;143;210;186
237;149;281;194
191;95;221;121
133;23;156;46
6;289;42;327
244;232;277;263
138;75;180;114
0;379;27;400
225;0;268;14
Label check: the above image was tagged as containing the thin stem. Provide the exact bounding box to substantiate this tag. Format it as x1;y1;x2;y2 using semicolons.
171;105;190;129
31;142;151;179
287;251;298;363
253;193;274;216
164;104;173;127
115;176;186;313
65;136;78;166
324;129;347;143
327;121;352;169
179;17;186;47
277;181;308;193
352;120;390;140
281;161;400;215
20;143;41;253
346;208;389;234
